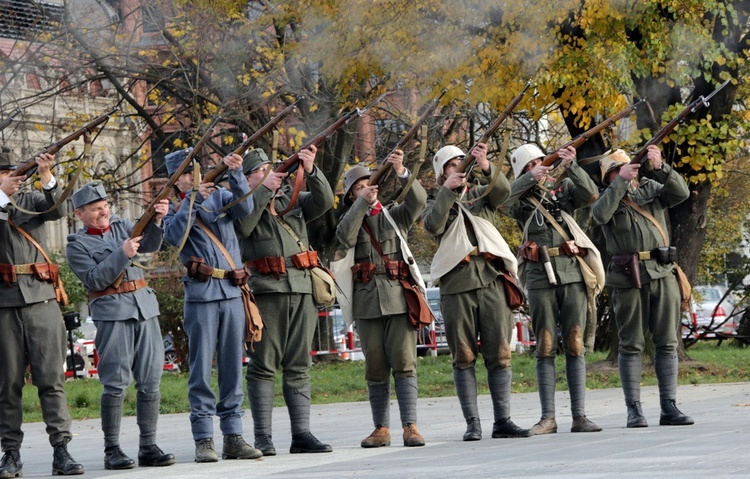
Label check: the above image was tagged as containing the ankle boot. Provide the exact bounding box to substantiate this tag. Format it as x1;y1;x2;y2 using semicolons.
626;401;648;428
491;418;532;438
659;399;694;426
463;417;482;441
138;444;175;467
530;417;557;435
402;424;425;447
0;449;22;478
104;445;135;470
194;438;219;463
222;435;262;459
361;426;391;448
571;416;602;433
289;432;333;454
53;441;85;476
254;434;276;456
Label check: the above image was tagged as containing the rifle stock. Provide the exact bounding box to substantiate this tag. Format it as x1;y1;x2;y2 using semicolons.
201;99;301;184
0;108;21;132
130;116;221;238
455;83;530;174
540;100;643;168
13;108;119;178
369;89;447;186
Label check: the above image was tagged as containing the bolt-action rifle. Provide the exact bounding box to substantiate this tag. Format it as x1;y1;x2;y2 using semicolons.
0;108;21;132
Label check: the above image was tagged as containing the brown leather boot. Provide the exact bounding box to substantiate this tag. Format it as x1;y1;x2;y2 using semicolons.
361;426;390;448
571;416;602;433
530;417;558;435
402;424;425;447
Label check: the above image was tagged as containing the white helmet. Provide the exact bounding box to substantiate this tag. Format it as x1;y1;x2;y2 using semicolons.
432;145;465;184
510;144;545;178
600;149;630;184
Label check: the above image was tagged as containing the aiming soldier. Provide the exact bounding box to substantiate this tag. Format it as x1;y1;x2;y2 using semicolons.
236;146;334;455
0;147;84;477
503;144;603;435
67;181;175;470
335;150;427;448
592;146;694;428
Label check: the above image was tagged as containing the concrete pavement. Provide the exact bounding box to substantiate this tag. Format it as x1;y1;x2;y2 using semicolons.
12;382;750;478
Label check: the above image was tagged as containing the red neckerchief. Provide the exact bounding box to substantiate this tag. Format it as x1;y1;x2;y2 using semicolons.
86;225;110;235
369;201;382;216
178;191;187;200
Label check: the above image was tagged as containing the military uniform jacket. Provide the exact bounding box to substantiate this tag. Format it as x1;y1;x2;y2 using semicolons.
503;162;598;289
423;166;510;295
235;167;333;295
66;216;162;321
336;175;427;320
0;185;65;307
163;168;253;302
591;163;689;288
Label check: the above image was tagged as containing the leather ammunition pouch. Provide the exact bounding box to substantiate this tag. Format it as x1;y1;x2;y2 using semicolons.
0;262;59;286
651;246;677;265
561;240;586;257
519;240;539;262
612;253;642;289
351;262;377;284
186;256;215;282
290;250;320;270
352;260;408;284
0;263;17;286
229;267;251;287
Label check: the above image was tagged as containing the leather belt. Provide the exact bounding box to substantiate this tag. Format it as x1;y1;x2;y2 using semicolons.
13;263;38;274
88;279;148;300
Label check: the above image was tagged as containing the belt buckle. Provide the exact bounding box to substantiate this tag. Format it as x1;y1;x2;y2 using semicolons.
638;251;651;261
15;264;33;274
547;247;560;257
212;268;227;279
123;281;137;293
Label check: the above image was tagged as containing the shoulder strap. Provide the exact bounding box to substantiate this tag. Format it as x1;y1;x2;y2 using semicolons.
195;217;236;269
272;214;308;251
8;218;68;304
621;197;669;246
362;222;389;261
8;219;54;264
528;196;572;242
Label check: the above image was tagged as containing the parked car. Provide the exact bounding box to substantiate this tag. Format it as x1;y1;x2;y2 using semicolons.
682;285;741;338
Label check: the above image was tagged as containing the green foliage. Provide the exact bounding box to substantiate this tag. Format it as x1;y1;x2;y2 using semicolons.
49;251;86;313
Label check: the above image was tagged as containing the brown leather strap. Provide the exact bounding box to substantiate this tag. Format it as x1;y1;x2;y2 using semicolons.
88;278;147;300
195;217;237;270
621;198;669;246
271;164;305;216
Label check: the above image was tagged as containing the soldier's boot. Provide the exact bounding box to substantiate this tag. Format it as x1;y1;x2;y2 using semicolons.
567;355;601;433
531;357;557;435
222;435;262;459
137;444;175;467
52;439;85;476
655;352;694;426
488;368;532;438
0;449;22;478
361;426;391;448
453;367;481;441
619;353;647;428
194;438;219;463
104;446;135;470
136;392;175;466
285;385;332;453
247;380;276;456
402;424;425;447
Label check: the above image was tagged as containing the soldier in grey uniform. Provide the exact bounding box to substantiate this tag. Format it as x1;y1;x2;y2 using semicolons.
235;145;334;455
592;146;694;428
66;181;175;470
336;150;427;448
502;144;602;434
423;143;531;441
162;148;260;462
0;147;84;477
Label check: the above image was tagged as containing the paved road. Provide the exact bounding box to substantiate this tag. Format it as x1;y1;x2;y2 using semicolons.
14;382;750;478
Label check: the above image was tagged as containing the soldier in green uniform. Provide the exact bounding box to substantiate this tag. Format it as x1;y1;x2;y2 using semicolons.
236;146;334;455
335;150;427;448
423;143;531;441
0;147;84;477
503;144;602;435
592;146;694;428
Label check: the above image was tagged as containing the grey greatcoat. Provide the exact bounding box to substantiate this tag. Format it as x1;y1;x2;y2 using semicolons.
0;183;72;451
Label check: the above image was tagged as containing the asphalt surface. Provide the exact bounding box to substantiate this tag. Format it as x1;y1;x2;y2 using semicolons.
13;382;750;478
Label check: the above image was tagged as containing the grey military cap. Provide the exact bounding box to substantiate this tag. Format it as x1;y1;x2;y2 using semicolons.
165;147;194;176
242;149;270;175
72;180;108;209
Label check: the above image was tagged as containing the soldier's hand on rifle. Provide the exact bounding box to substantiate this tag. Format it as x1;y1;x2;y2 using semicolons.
387;150;406;176
264;171;287;192
299;145;317;174
558;146;577;167
123;236;142;259
646;145;663;170
618;163;640;182
153;199;169;225
530;163;551;181
362;184;379;204
35;152;55;185
198;182;215;200
0;175;24;197
222;153;244;171
443;172;467;190
469;143;490;174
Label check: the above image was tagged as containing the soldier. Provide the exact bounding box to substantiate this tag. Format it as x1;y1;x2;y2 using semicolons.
66;181;175;470
335;150;427;449
162;148;260;462
235;146;334;455
502;144;602;435
0;146;84;477
423;143;531;441
591;146;694;428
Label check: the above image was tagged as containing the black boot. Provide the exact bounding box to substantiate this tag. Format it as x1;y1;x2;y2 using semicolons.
463;417;482;441
626;401;648;428
289;432;333;454
255;434;277;456
138;444;176;467
0;449;22;478
104;445;135;470
660;400;694;426
52;441;85;476
491;418;532;438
